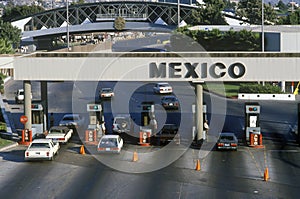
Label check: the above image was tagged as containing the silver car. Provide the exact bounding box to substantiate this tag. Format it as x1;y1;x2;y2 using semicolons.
59;114;85;128
153;83;173;94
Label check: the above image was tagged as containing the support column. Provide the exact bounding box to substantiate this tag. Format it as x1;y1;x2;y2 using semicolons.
281;81;286;93
196;84;203;142
24;81;32;130
41;81;48;131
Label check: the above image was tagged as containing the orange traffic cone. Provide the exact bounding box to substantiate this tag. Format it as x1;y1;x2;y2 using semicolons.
195;159;201;171
264;167;269;181
80;145;86;155
132;151;138;162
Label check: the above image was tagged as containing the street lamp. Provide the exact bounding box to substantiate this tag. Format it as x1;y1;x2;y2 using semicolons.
66;0;70;51
261;0;264;52
178;0;180;27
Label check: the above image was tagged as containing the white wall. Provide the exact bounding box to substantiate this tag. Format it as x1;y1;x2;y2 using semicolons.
281;32;300;52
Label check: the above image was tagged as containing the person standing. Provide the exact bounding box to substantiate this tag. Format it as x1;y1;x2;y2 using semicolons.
149;114;158;135
204;119;209;141
49;113;55;129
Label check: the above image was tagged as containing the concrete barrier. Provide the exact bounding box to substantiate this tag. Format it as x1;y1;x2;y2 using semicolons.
238;93;295;101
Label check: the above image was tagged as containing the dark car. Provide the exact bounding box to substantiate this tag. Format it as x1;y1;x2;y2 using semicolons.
216;132;238;151
153;124;180;145
161;96;179;110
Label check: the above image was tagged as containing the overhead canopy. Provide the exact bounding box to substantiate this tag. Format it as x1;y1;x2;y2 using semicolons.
13;53;300;82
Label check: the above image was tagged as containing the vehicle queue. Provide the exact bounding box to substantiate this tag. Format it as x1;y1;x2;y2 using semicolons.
21;81;239;161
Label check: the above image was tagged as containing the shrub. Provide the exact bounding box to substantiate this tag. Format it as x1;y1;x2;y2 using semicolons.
239;83;283;93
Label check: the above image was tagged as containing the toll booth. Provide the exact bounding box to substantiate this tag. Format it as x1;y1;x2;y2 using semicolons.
19;115;32;145
140;101;156;145
85;103;104;144
245;102;261;145
138;128;151;146
141;101;154;126
31;103;46;137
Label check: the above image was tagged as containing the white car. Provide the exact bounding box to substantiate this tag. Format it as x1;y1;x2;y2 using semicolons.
25;139;60;161
100;88;114;98
153;83;173;94
59;114;85;127
46;126;73;144
97;135;124;153
15;89;32;104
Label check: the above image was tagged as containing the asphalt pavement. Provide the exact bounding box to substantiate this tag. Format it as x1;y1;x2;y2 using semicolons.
1;80;300;198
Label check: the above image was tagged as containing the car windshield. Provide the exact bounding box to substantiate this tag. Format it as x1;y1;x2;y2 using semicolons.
99;138;118;147
102;88;112;93
50;129;63;134
163;97;176;102
220;135;234;141
159;84;169;87
30;143;50;148
115;118;129;123
63;116;79;121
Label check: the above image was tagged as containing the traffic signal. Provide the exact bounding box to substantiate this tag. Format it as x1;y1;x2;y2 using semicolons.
31;104;39;109
142;105;151;111
89;105;99;110
246;105;260;113
248;107;257;111
141;101;154;112
87;104;102;112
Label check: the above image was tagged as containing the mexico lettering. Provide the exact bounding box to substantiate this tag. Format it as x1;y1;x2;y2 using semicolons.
149;62;246;79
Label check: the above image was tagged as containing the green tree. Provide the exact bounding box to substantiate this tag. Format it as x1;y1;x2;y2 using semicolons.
173;27;260;51
2;5;45;22
236;0;277;25
0;19;21;49
114;17;126;31
277;0;288;11
286;10;300;24
0;39;14;54
224;0;237;11
0;72;5;93
191;0;227;25
71;0;85;5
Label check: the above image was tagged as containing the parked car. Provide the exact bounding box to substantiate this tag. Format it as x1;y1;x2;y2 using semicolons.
97;135;124;153
153;124;180;145
216;132;238;151
153;83;173;94
46;126;73;144
59;114;85;128
99;88;114;99
24;139;60;161
161;96;179;110
112;114;133;134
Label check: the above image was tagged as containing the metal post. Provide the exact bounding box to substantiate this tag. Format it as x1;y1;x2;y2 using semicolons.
41;81;48;131
177;0;180;27
261;0;264;52
66;0;70;51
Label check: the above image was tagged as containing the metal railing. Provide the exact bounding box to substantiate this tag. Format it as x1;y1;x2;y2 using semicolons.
96;13;148;20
